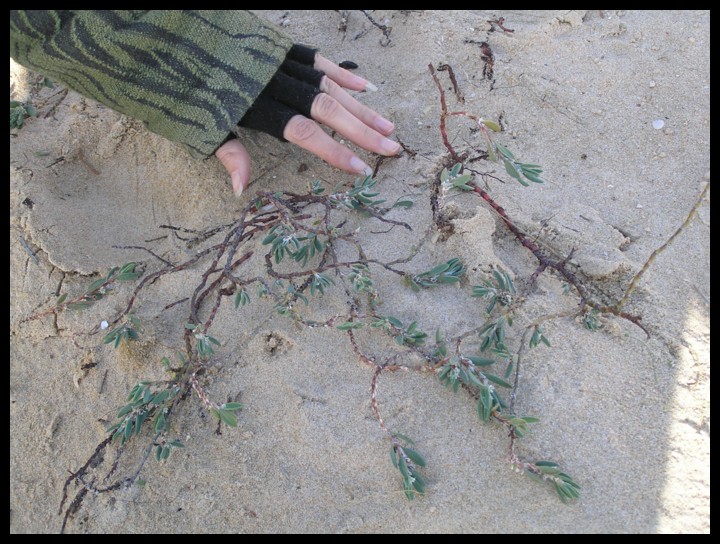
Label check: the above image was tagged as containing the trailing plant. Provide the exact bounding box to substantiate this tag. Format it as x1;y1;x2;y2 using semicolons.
21;57;708;535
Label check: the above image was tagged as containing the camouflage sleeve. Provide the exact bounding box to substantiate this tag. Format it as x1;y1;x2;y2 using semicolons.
10;10;293;157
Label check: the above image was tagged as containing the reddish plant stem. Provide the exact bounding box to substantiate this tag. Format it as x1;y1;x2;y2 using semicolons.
429;64;648;336
428;63;463;163
370;365;390;435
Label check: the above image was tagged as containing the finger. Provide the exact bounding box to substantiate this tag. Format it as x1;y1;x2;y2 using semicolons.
310;93;400;156
284;115;373;176
215;139;251;197
315;54;378;92
320;76;395;136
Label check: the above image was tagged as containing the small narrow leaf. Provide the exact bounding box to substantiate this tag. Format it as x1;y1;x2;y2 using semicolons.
87;278;107;292
484;373;512;388
336;321;363;331
404;448;426;468
482;119;501;132
392;433;415;445
117;404;133;418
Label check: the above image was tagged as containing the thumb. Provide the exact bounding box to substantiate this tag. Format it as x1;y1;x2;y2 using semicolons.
215;139;252;197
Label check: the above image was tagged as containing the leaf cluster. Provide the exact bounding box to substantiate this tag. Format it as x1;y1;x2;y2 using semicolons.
10;100;37;129
407;257;465;291
390;434;426;499
107;381;180;453
372;315;428;346
440;163;474;191
472;268;515;314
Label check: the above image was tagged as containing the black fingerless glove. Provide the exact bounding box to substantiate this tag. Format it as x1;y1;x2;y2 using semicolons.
238;44;324;140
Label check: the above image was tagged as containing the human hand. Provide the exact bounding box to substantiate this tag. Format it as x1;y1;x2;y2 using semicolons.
215;45;399;197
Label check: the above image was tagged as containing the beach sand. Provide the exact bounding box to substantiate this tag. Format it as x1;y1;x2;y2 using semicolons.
10;11;709;533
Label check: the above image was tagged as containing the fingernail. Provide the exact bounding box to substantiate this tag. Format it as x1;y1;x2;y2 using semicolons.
380;138;401;155
231;172;243;198
350;156;373;176
375;117;395;133
364;80;378;92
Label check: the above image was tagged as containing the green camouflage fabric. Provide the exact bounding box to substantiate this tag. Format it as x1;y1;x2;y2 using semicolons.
10;10;293;157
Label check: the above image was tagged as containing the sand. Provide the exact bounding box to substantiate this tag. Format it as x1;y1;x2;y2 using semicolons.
10;11;709;533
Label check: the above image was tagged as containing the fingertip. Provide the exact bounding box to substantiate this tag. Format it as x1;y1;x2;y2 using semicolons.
349;156;373;176
231;171;245;198
375;117;395;135
380;138;401;155
215;139;251;198
364;80;378;92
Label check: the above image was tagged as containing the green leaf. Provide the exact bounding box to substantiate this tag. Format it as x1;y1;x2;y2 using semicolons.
426;262;450;276
55;293;68;305
221;402;243;411
117;404;133;418
484;373;512;388
336;321;364;331
478;388;492;422
482;119;501;132
522;171;545;184
464;356;495;366
411;471;426;494
535;461;559;468
452;174;474;190
213;408;238;427
495;143;515;160
487;141;497;163
154;411;166;433
161;446;171;460
503;158;523;182
235;289;250;308
67;302;92;311
536;464;561;475
390;446;398;468
392;433;415;445
404;448;426;468
111;424;125;442
152;390;170;404
135;411;148;435
142;387;153;404
398;456;410;480
87;278;107;292
386;316;403;328
123;419;134;441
